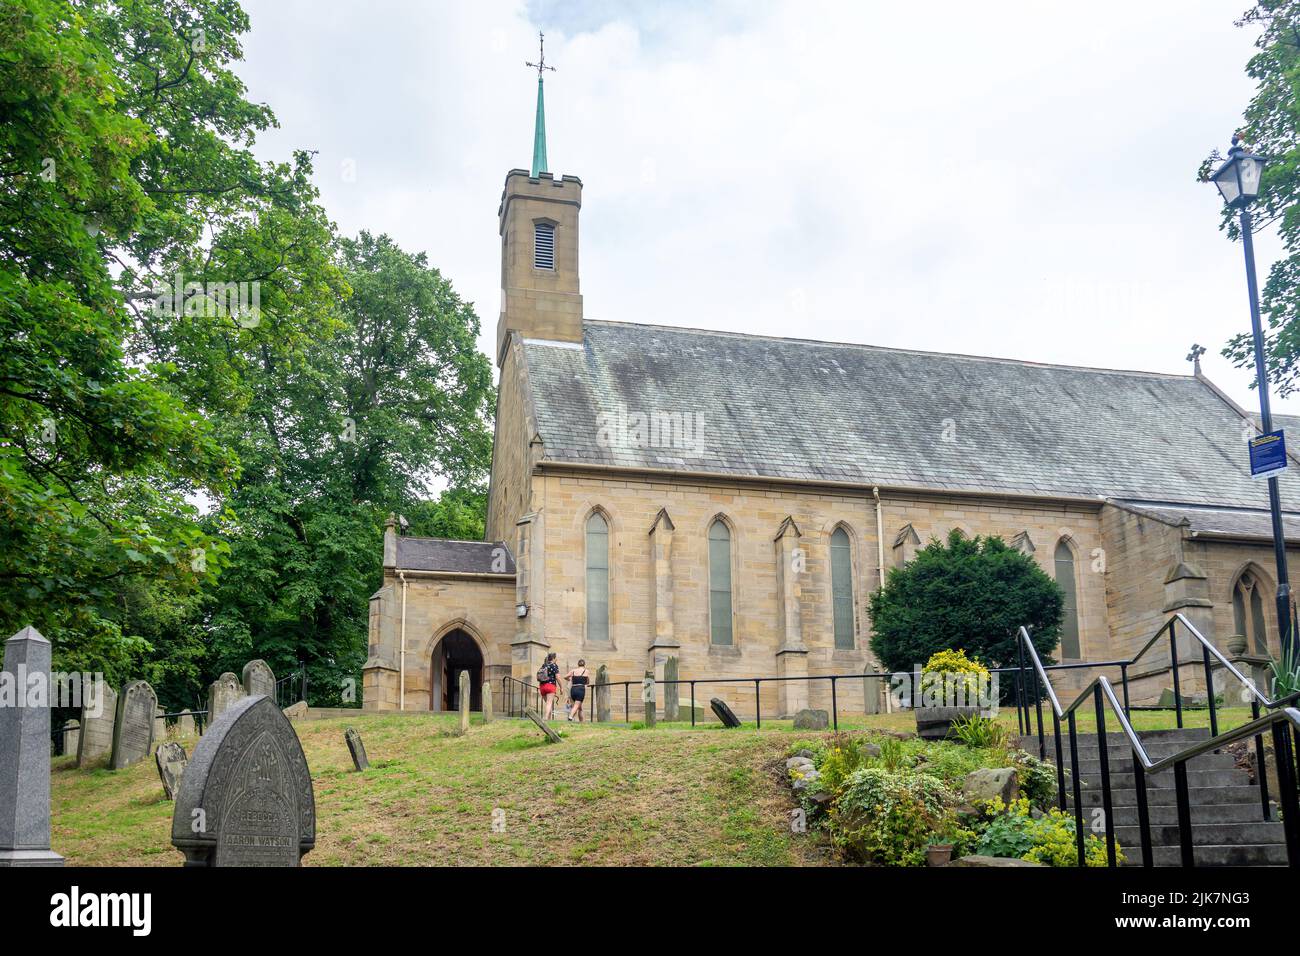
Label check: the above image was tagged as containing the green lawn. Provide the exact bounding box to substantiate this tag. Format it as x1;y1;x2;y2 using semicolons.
51;705;1243;867
53;714;834;867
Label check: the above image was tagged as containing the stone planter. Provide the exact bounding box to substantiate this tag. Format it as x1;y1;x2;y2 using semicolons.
915;704;983;740
926;844;954;867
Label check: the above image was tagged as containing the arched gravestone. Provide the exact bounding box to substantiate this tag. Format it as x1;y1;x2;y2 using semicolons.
110;680;158;770
242;659;275;699
207;672;244;725
171;696;315;867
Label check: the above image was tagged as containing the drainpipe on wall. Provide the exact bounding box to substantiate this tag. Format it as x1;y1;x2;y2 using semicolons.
872;486;891;714
399;570;408;712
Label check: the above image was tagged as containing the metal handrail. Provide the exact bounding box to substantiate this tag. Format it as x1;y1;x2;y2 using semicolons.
1127;612;1298;712
1016;623;1300;867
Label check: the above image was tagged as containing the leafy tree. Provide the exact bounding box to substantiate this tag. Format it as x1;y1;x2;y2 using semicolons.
868;530;1064;678
197;233;493;705
1211;2;1300;393
406;488;489;541
0;0;235;680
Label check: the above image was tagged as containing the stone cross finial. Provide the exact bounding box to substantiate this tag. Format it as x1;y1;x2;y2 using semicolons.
1186;343;1207;375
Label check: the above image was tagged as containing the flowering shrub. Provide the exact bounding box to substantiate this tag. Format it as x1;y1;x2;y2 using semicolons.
828;768;957;866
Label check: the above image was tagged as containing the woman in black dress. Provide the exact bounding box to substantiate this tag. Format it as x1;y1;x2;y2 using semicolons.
564;659;590;722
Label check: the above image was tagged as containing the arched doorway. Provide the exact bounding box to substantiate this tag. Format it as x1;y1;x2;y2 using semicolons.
429;628;484;712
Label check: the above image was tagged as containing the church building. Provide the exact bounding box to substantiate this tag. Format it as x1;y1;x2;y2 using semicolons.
363;62;1300;716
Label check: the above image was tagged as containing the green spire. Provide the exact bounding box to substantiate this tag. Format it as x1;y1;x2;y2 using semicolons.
531;76;548;177
526;32;555;178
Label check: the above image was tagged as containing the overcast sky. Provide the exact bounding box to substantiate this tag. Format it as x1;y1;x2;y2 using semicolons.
235;0;1299;414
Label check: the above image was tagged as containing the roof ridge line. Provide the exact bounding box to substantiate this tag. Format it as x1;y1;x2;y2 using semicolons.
581;319;1195;381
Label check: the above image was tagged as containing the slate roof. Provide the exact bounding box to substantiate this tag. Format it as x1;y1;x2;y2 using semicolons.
395;538;514;574
519;321;1300;508
1111;501;1300;543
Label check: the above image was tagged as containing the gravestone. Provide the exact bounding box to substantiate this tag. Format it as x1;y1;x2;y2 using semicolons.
459;670;471;734
642;671;656;727
482;681;493;723
242;659;275;699
793;708;829;730
663;656;680;721
594;664;610;722
0;626;64;866
282;701;308;719
155;742;188;800
154;705;167;744
171;695;315;867
207;672;244;725
77;683;116;768
345;727;368;771
523;707;563;744
61;721;80;757
110;680;158;770
177;711;196;736
710;697;742;728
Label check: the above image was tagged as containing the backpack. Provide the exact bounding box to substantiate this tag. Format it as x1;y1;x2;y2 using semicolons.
537;664;551;684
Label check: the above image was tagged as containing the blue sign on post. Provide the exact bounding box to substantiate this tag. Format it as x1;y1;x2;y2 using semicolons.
1249;430;1288;480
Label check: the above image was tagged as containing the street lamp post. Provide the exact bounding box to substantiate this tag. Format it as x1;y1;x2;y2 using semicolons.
1211;137;1293;661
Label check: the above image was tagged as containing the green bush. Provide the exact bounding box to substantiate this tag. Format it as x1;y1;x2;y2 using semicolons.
814;734;871;795
828;768;956;866
876;736;909;772
869;530;1063;688
973;798;1114;866
949;714;1007;749
1011;750;1063;810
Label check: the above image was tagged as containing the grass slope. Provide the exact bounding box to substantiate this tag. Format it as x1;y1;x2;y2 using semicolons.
51;706;1248;867
53;715;830;867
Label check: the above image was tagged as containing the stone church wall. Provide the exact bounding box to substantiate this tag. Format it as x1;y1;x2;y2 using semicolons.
533;468;1110;716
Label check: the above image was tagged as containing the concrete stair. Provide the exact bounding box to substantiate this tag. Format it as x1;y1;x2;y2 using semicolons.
1019;728;1288;866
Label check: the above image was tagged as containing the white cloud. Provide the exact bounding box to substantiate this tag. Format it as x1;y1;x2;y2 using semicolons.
236;0;1298;417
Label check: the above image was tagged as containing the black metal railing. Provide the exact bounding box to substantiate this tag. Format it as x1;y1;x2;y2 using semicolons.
275;667;308;708
1015;619;1300;867
501;661;1105;730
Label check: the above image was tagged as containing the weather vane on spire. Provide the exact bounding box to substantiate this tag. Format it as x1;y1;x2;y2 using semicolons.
526;31;555;79
526;31;554;177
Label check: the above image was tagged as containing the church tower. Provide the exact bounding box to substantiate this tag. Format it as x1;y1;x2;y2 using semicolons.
496;33;583;366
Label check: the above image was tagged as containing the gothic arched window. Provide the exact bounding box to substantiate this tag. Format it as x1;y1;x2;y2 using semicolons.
1232;572;1270;656
585;511;609;642
708;519;733;646
1054;540;1081;659
831;527;854;649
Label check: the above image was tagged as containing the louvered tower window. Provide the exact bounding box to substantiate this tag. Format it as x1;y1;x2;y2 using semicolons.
533;222;555;270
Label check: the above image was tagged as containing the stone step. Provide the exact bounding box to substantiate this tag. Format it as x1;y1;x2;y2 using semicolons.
1028;740;1233;761
1069;784;1263;807
1068;752;1237;776
1099;802;1269;827
1069;767;1247;790
1110;820;1286;848
1019;728;1213;745
1129;843;1291;867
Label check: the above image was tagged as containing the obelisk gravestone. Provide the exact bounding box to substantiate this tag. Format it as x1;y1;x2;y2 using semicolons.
0;626;64;866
